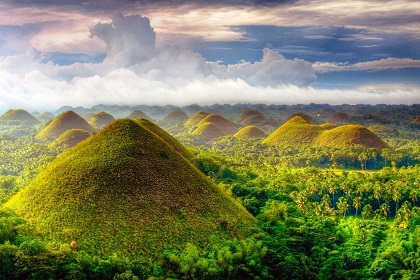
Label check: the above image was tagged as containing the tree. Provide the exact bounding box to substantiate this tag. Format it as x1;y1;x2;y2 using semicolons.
337;197;349;217
352;197;362;216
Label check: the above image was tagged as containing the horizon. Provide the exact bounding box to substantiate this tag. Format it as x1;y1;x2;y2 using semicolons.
0;0;419;112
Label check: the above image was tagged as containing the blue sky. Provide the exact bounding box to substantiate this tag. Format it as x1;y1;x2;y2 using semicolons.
0;0;419;111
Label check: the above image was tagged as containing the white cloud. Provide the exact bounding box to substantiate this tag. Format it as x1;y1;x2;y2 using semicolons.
314;58;420;73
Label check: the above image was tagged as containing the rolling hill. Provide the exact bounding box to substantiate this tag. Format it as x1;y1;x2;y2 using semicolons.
192;122;228;141
36;110;96;141
236;109;269;126
127;110;154;121
50;129;91;150
162;108;189;126
5;119;253;257
184;111;209;127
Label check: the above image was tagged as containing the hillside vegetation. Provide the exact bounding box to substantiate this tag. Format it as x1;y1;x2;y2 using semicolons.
197;114;238;135
234;126;267;138
5;119;254;258
0;109;40;126
50;129;91;150
88;111;115;129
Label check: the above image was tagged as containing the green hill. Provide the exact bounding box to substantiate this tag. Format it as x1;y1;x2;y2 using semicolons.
0;109;40;126
37;112;55;122
184;111;209;127
314;124;389;149
263;116;324;146
192;122;228;141
88;111;115;130
36;110;96;141
236;109;269;126
5;119;253;257
234;126;267;139
162;109;189;126
50;129;91;150
197;114;238;135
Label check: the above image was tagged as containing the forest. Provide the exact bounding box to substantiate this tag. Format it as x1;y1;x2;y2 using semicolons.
0;103;419;279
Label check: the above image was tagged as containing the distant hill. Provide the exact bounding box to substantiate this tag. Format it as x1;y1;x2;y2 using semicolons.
184;111;209;127
127;110;154;121
314;124;389;149
286;112;314;123
88;111;115;130
411;116;420;125
234;126;267;139
319;123;337;130
162;109;189;126
37;112;55;122
197;114;238;135
0;109;40;126
5;119;253;257
192;122;228;141
36;110;95;141
50;129;91;150
329;112;350;124
236;109;269;126
264;116;388;149
263;116;324;146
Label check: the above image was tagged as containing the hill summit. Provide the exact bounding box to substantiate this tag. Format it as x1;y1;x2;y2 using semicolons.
5;119;253;257
36;110;95;141
88;111;115;129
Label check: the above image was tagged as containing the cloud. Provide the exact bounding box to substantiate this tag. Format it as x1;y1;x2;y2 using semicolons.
314;58;420;73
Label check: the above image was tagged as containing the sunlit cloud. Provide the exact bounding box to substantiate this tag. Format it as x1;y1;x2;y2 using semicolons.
314;58;420;73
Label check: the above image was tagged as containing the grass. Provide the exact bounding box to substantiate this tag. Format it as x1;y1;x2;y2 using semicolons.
162;109;189;126
184;111;209;127
192;122;227;141
50;129;91;150
36;110;96;141
5;118;254;258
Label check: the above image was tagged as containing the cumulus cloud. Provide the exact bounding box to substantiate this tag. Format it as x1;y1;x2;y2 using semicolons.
314;58;420;73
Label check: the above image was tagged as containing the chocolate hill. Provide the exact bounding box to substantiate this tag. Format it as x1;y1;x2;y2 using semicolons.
236;109;269;126
234;126;267;139
127;110;154;122
184;111;209;127
5;119;253;257
0;109;40;126
197;114;238;135
88;111;115;130
162;109;189;126
264;116;388;149
50;129;91;150
36;110;96;141
192;122;228;141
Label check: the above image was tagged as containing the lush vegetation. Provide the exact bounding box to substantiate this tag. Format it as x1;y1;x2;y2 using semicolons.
0;103;419;279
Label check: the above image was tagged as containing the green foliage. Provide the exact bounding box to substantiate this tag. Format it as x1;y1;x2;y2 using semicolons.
234;126;267;139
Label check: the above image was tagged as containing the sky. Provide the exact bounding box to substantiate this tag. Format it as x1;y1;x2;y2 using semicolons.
0;0;419;112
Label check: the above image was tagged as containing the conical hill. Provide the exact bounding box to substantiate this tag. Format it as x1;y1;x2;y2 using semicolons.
5;119;253;257
127;110;153;121
184;111;209;127
50;129;91;150
314;124;389;149
192;122;228;141
36;110;95;141
263;116;324;146
236;109;268;126
0;109;40;126
88;111;115;129
162;109;189;126
234;126;267;139
197;114;238;135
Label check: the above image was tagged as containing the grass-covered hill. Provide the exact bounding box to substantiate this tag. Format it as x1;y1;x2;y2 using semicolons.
184;111;209;127
314;124;389;149
286;112;314;123
197;114;238;135
319;123;338;130
88;111;115;129
50;129;91;150
162;108;189;126
36;110;96;141
234;126;267;139
5;119;253;257
264;116;388;149
192;122;228;141
263;116;324;146
127;110;154;121
0;109;40;126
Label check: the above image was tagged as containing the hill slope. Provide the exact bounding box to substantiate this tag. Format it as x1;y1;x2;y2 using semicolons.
36;110;95;141
162;109;189;126
192;122;228;141
5;119;253;257
127;110;153;121
0;109;40;126
50;129;91;149
184;111;209;127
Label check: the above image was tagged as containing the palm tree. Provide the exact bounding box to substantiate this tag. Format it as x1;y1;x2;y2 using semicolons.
352;197;362;216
